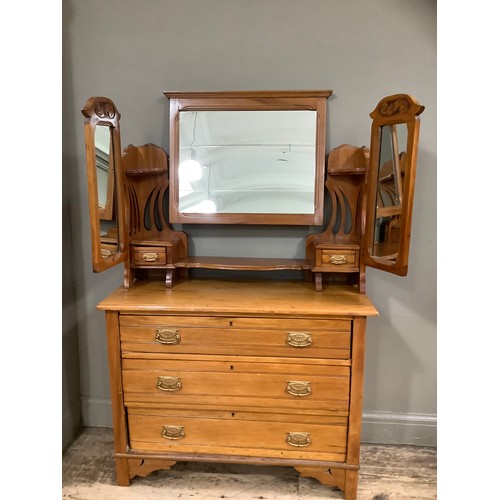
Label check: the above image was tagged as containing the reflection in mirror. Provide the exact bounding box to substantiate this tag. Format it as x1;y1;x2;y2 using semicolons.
95;125;112;215
178;110;317;215
372;123;407;259
95;125;119;257
94;125;118;259
99;223;119;259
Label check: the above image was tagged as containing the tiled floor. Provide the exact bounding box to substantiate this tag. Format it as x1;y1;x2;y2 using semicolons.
62;427;436;499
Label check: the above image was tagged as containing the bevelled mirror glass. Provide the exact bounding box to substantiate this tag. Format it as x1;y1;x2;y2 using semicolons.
364;94;425;276
164;91;332;225
95;124;115;221
82;97;127;273
371;123;407;259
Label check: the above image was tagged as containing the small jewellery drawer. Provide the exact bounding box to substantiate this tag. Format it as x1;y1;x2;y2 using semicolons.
122;358;350;411
127;407;348;461
132;246;167;266
120;315;352;359
319;248;359;269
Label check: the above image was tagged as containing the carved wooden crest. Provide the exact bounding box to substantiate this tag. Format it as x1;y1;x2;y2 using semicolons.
81;96;121;125
370;94;424;124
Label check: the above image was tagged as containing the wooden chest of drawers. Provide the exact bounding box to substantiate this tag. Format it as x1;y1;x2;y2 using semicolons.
98;279;378;499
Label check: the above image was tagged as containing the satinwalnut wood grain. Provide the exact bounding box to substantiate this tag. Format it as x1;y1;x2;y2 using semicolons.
295;466;347;493
344;317;367;499
128;458;177;479
120;314;352;358
97;279;378;317
173;256;311;271
97;280;377;499
127;408;348;461
121;358;350;411
105;311;130;485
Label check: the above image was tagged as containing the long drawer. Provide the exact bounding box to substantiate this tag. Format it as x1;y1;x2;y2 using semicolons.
127;407;348;461
122;357;350;411
120;315;352;359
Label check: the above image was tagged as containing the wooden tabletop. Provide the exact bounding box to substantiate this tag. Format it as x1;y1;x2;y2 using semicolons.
97;279;378;318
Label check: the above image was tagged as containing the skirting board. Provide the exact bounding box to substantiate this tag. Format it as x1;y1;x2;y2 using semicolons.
81;398;437;447
361;411;436;446
81;397;112;429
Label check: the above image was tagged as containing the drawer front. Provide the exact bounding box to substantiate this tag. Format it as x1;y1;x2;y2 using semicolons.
132;246;167;266
127;408;347;461
120;315;352;359
122;358;350;412
318;249;358;269
100;242;118;259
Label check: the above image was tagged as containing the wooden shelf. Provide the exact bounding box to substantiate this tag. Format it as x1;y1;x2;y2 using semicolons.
173;256;312;271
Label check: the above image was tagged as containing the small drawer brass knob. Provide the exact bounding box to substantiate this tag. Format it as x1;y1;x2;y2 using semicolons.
142;252;159;262
155;328;180;345
286;432;311;447
157;376;182;392
329;254;347;265
286;380;312;397
286;332;312;348
161;425;185;440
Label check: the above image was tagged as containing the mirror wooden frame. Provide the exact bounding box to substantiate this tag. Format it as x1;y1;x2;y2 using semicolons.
81;96;128;272
164;90;332;225
363;94;425;276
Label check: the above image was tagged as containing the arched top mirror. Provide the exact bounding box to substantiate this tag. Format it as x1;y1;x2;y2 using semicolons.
164;90;332;225
81;96;127;272
363;94;425;276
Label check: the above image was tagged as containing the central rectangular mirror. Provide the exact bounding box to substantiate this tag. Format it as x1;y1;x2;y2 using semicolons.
165;91;332;225
179;110;317;215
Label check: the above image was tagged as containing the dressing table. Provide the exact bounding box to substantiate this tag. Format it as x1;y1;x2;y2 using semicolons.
82;90;424;499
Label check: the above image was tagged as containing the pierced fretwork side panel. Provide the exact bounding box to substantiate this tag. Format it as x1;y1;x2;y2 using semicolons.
127;183;140;235
305;145;369;292
127;183;172;236
327;178;363;241
307;145;368;250
122;144;188;286
123;144;172;241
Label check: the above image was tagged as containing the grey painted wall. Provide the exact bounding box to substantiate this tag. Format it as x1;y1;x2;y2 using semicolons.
62;0;436;447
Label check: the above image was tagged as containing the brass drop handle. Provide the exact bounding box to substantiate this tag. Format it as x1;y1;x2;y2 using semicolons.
162;425;185;440
142;252;159;262
157;376;182;392
286;380;312;397
155;328;180;345
329;254;347;265
286;432;311;447
286;332;312;348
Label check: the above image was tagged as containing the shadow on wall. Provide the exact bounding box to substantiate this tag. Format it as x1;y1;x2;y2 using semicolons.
62;198;82;450
62;0;83;450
